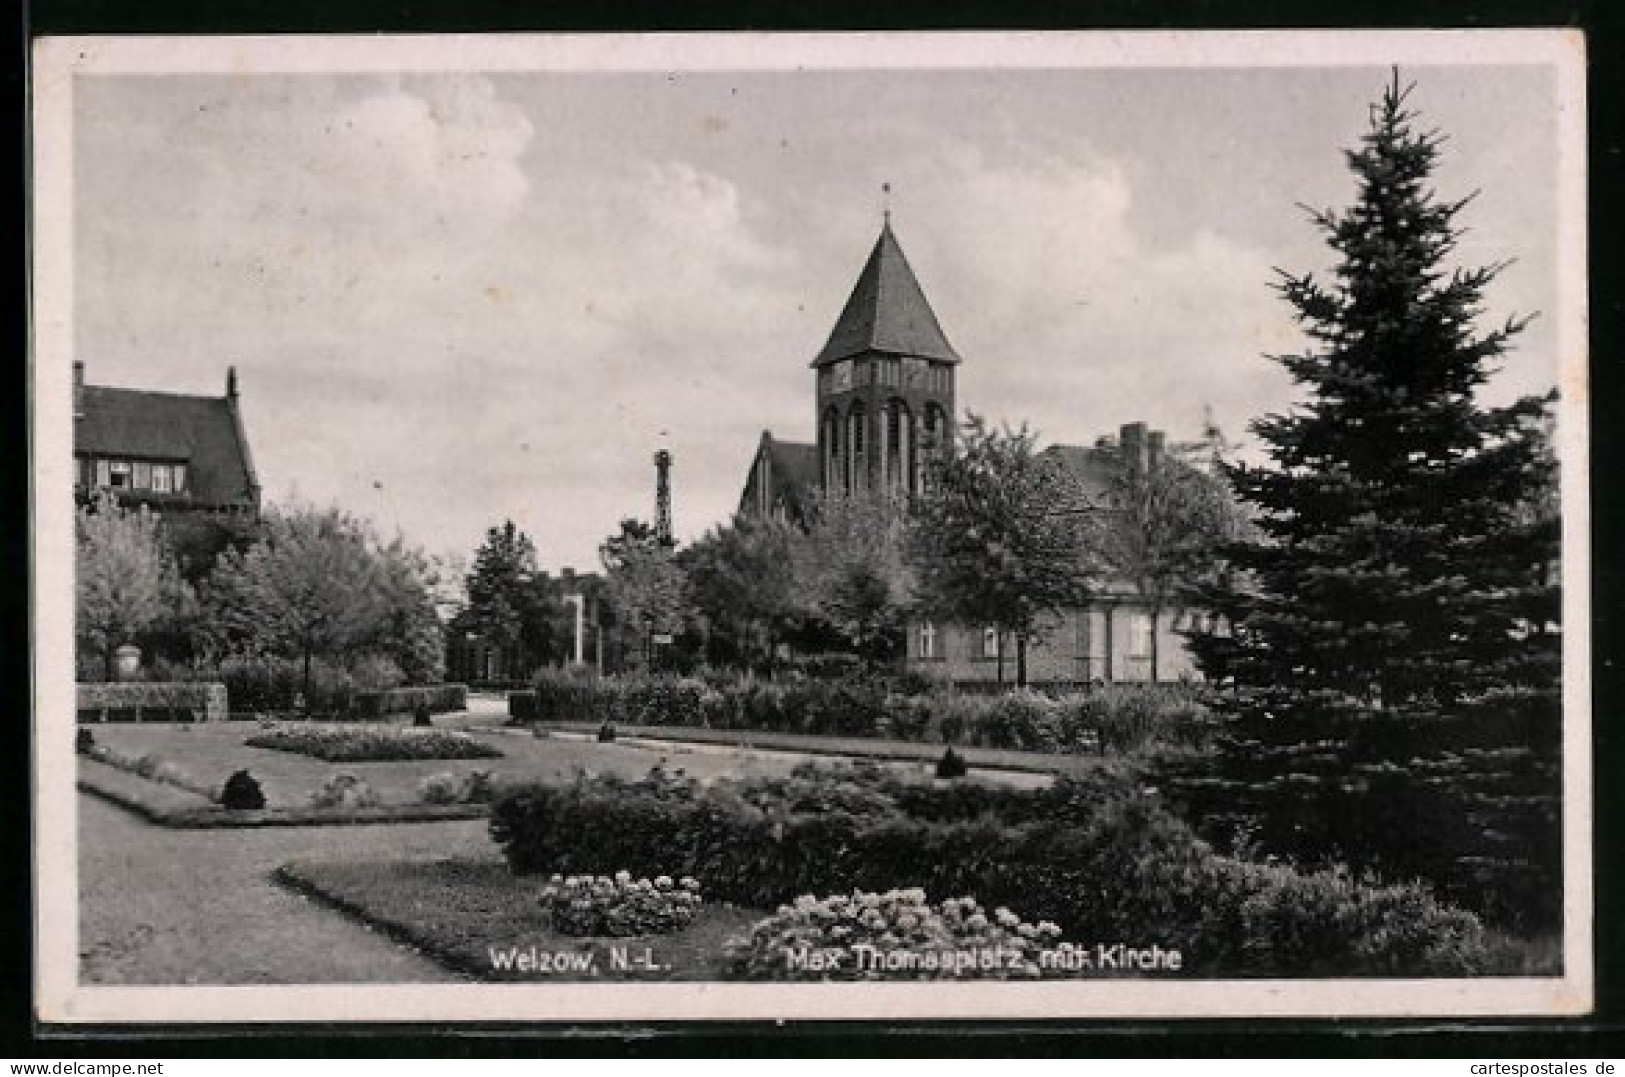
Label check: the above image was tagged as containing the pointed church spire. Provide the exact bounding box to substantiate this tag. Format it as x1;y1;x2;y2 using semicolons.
811;215;963;368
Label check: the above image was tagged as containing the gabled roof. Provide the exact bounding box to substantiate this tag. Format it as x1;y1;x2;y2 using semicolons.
738;432;820;521
1040;443;1121;508
76;383;259;509
812;221;963;368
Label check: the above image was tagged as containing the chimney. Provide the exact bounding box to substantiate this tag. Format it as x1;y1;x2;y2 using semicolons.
1119;421;1148;475
73;361;85;419
1147;429;1166;467
226;365;239;400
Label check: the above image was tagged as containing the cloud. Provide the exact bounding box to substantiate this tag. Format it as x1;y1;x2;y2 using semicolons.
858;138;1299;449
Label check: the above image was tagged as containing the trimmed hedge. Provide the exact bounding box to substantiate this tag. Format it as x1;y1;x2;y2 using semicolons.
353;684;468;720
520;671;1209;755
77;682;226;723
508;691;537;723
487;763;1489;977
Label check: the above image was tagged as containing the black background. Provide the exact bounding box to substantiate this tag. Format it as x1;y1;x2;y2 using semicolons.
9;0;1624;1058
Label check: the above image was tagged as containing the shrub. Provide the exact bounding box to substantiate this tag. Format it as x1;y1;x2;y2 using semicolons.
348;653;406;693
413;704;433;728
418;772;461;805
508;691;538;723
310;773;381;810
1153;694;1563;932
218;655;356;717
974;691;1063;751
460;769;496;804
76;729;95;755
597;723;617;743
532;670;618;723
487;763;1489;977
935;748;968;780
245;725;503;762
419;769;497;806
727;889;1066;980
352;684;468;720
221;769;266;810
538;871;704;936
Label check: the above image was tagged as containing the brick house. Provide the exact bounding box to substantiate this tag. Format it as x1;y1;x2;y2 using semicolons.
73;361;261;516
737;219;1213;685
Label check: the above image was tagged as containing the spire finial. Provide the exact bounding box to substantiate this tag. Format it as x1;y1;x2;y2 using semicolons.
881;182;891;226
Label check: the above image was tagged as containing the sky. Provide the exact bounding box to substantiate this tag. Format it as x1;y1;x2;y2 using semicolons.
68;53;1564;574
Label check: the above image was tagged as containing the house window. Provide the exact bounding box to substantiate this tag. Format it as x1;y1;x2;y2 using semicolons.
132;461;152;489
1127;611;1153;657
108;461;131;488
95;459;110;487
918;622;936;659
982;627;1000;659
152;464;173;493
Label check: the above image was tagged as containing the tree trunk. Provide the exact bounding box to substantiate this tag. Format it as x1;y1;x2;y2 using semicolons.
301;644;313;720
1149;602;1162;684
995;632;1005;686
1016;633;1028;688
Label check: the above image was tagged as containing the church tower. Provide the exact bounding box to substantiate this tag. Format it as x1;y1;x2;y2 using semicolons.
811;215;961;496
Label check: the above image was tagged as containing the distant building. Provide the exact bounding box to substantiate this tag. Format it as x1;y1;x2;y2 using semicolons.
737;218;1207;685
74;361;261;516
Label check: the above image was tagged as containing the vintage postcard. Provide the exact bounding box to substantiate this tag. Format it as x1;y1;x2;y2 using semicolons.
31;30;1591;1024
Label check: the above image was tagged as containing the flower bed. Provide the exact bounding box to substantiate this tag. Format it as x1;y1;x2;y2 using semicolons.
488;762;1491;977
728;889;1070;980
244;725;504;762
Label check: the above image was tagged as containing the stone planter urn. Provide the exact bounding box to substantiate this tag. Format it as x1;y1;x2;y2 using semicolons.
113;644;142;682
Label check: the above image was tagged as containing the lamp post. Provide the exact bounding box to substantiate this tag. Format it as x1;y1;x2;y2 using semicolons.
565;594;586;666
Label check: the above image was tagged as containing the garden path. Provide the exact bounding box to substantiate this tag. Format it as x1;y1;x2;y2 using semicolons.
78;793;481;984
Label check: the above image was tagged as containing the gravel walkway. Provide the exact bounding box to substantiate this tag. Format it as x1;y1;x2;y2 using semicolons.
79;793;482;984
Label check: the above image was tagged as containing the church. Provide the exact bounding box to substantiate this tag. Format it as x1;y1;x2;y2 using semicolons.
737;216;1204;686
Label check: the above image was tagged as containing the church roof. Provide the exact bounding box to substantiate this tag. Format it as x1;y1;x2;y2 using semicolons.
812;221;963;368
76;381;259;509
737;432;821;521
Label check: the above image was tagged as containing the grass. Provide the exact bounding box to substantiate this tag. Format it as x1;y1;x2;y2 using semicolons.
79;792;478;984
276;858;762;982
84;721;928;812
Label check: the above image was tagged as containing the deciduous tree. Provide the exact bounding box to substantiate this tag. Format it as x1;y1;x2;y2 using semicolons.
909;414;1095;686
76;494;189;679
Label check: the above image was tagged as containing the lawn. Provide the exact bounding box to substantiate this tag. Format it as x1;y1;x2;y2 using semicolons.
83;721;850;810
276;857;761;982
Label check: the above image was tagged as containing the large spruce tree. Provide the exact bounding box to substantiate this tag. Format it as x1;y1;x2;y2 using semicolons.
1198;73;1559;715
1170;75;1562;931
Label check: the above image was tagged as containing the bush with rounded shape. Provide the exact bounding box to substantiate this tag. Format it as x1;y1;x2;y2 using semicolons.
728;888;1065;980
418;772;461;805
310;772;380;810
221;769;266;810
538;871;703;936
